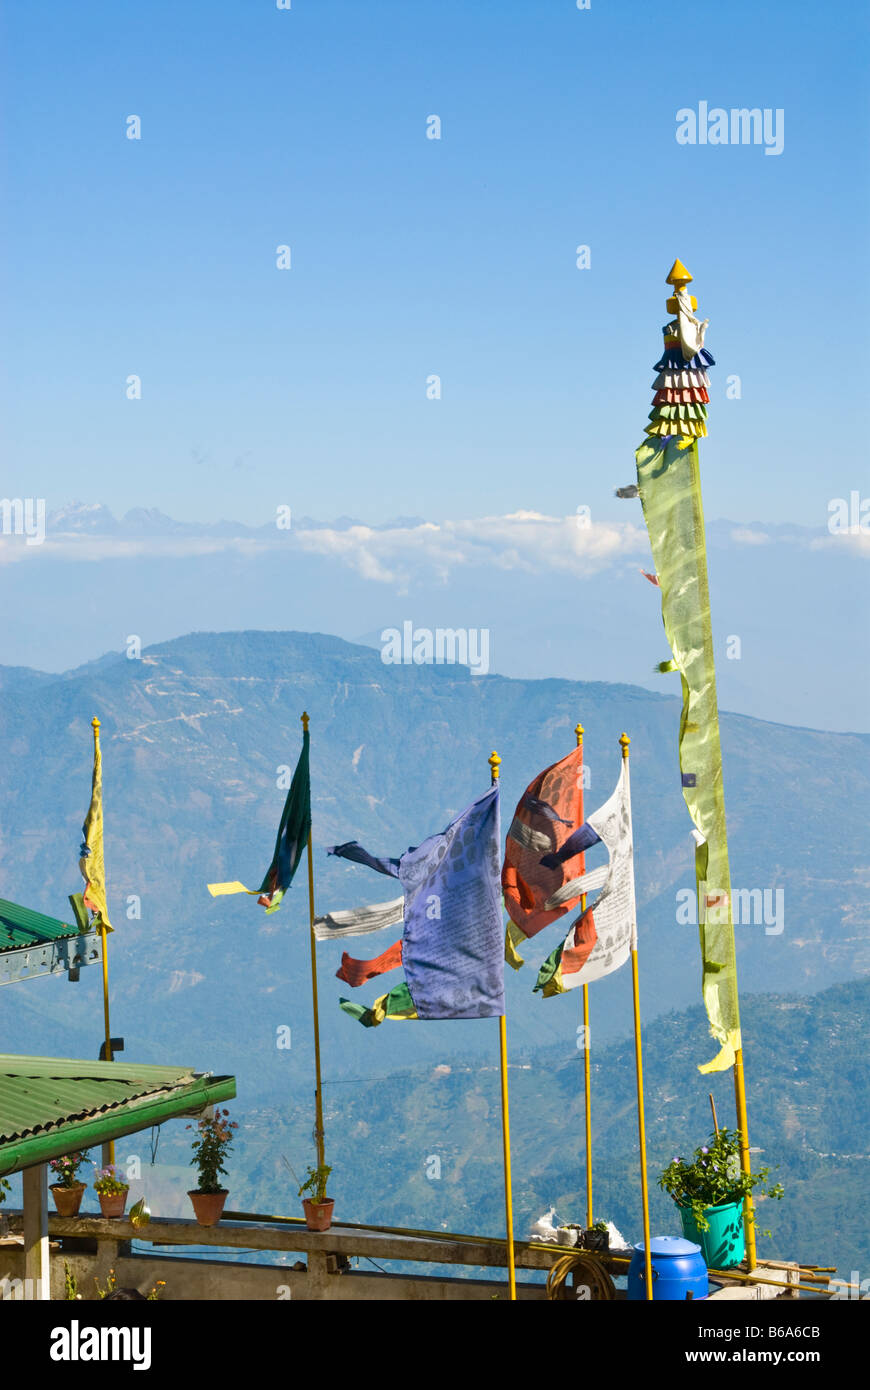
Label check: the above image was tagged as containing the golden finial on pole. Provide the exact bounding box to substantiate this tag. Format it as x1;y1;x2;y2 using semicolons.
488;750;501;784
574;723;584;748
666;257;693;287
666;258;697;312
301;711;310;732
619;732;630;760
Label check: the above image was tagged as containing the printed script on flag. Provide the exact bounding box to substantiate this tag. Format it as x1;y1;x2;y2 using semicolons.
325;784;505;1024
536;759;637;995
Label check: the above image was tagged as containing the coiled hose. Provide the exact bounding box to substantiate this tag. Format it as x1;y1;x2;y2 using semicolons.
546;1251;617;1301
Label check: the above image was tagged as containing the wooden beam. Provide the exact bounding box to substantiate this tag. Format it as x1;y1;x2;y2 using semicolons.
22;1165;49;1300
37;1212;573;1272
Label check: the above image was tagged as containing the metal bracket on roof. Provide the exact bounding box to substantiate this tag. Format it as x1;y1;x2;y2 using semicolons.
0;930;102;986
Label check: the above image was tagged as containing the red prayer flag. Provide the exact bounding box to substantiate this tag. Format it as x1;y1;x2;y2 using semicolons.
502;744;592;941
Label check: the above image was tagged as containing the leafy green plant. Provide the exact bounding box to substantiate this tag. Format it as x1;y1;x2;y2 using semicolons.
0;1177;10;1205
658;1128;784;1232
187;1108;238;1194
50;1151;90;1188
92;1165;129;1196
63;1261;80;1300
298;1163;332;1205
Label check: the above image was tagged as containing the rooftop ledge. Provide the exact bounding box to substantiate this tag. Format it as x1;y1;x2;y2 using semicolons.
0;1211;805;1302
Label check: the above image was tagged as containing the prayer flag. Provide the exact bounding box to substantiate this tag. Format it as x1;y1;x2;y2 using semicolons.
207;728;311;914
535;759;636;996
326;785;504;1025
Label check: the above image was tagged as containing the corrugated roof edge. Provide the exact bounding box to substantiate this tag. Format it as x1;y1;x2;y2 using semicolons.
0;1071;236;1178
0;898;80;950
0;1055;199;1081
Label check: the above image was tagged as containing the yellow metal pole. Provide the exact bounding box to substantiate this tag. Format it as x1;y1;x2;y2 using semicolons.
490;749;517;1302
621;732;653;1302
733;1048;757;1269
575;723;593;1229
92;717;115;1167
301;712;325;1173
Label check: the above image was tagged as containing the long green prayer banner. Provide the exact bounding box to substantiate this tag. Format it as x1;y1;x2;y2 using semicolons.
635;434;741;1073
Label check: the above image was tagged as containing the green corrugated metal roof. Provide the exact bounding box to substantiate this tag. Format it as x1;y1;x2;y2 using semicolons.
0;1054;236;1177
0;898;79;953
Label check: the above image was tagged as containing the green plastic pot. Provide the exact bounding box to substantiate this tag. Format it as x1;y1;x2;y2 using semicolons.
678;1199;745;1270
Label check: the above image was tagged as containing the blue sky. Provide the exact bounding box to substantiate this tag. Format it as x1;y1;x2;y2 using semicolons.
2;0;868;530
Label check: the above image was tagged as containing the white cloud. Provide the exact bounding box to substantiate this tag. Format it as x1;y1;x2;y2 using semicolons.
810;532;870;558
2;505;861;588
295;512;649;585
731;527;771;546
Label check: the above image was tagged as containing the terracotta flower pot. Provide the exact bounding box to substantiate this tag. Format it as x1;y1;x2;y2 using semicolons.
97;1190;128;1219
303;1197;334;1232
50;1182;86;1217
188;1189;228;1227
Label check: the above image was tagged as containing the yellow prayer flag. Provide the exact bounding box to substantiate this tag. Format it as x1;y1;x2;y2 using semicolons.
79;718;113;932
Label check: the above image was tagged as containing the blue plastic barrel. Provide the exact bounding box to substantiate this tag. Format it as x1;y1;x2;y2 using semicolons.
627;1236;709;1301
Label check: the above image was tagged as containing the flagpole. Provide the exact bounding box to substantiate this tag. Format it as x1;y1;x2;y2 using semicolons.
92;717;115;1166
620;732;653;1301
575;723;593;1230
648;261;755;1267
490;749;517;1302
684;391;756;1268
301;712;326;1173
733;1049;756;1269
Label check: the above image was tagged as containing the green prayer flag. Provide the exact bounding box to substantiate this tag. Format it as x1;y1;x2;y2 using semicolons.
207;728;311;914
635;435;742;1072
256;729;311;912
339;981;417;1027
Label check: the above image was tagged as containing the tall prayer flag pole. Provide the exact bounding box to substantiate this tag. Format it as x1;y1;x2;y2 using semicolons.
621;732;653;1301
490;748;517;1302
82;716;115;1164
302;712;326;1172
634;259;755;1267
575;723;593;1229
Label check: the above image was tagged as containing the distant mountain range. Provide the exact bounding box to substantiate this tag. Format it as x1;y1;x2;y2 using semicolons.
12;500;845;545
37;503;435;539
1;503;867;730
2;630;867;1111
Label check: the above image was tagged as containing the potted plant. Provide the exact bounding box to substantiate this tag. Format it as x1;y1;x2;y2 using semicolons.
658;1128;784;1270
298;1163;334;1231
93;1165;130;1219
582;1220;610;1253
49;1151;91;1217
187;1107;238;1226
